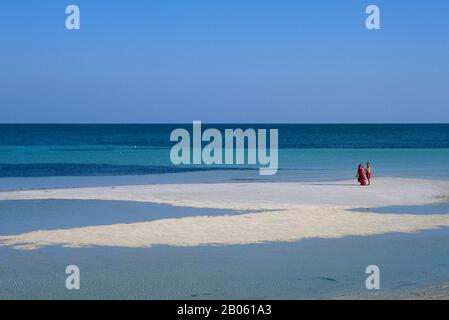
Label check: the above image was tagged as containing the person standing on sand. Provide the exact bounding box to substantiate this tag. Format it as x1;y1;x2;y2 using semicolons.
365;162;372;185
356;163;367;186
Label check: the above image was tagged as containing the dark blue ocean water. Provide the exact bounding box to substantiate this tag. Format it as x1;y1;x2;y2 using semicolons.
0;124;448;178
1;124;449;148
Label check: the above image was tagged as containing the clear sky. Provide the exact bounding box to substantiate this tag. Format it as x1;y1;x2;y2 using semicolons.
0;0;448;123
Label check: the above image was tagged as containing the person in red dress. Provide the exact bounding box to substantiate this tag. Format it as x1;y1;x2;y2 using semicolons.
356;163;367;186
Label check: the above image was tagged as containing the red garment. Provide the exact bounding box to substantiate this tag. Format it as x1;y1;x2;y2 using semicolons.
358;166;367;185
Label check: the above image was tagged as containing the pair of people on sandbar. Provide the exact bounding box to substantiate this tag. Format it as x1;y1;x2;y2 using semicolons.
356;162;372;186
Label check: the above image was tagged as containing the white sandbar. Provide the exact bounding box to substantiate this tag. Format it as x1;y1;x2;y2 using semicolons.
0;177;448;250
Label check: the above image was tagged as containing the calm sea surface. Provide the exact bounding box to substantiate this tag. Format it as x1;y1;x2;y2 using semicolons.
1;124;449;299
0;124;448;180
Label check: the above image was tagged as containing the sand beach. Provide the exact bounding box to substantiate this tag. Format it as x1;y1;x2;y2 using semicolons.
1;177;448;251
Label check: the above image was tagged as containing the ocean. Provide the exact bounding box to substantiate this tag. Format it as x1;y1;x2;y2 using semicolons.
1;124;449;299
1;124;449;181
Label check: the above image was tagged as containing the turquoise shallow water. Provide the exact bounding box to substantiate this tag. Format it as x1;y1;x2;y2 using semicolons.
1;124;449;180
0;199;448;299
1;148;449;188
0;200;247;235
1;228;449;299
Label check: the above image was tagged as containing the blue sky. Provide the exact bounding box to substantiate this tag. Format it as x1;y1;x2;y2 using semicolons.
0;0;448;123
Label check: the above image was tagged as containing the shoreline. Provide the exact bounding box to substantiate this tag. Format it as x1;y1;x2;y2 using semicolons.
1;168;449;192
